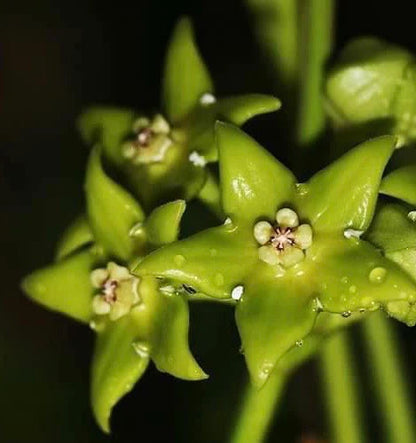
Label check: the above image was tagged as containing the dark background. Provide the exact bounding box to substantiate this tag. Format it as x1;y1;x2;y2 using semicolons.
1;1;415;442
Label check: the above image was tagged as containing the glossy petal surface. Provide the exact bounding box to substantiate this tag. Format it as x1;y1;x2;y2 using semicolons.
85;148;145;261
380;165;416;205
55;215;93;260
298;136;395;231
236;265;317;387
145;200;186;247
217;123;296;224
22;248;99;323
136;224;257;298
162;17;213;123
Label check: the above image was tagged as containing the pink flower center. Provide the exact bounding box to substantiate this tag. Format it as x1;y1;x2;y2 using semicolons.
102;279;118;304
271;227;295;251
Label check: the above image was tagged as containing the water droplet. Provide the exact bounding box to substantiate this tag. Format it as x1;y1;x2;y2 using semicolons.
260;362;274;379
231;285;244;301
132;341;151;358
408;211;416;222
174;255;186;266
214;273;224;287
342;311;352;318
369;267;387;284
349;285;357;294
224;217;232;225
189;151;207;167
296;339;304;347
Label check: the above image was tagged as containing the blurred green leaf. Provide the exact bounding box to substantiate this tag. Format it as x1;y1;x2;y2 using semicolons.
55;215;94;260
380;165;416;205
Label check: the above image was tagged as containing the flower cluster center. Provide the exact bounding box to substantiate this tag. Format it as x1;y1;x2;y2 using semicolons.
253;208;313;268
90;262;140;321
122;114;172;164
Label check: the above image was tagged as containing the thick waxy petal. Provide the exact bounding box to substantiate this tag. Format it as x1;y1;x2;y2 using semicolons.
55;215;94;260
135;224;257;299
298;136;396;232
217;94;281;126
138;276;207;379
366;203;416;252
145;200;186;247
184;94;281;161
162;17;213;124
380;165;416;205
310;236;416;319
217;123;296;224
91;315;150;433
22;248;101;323
236;265;317;387
85;148;145;261
78;106;136;166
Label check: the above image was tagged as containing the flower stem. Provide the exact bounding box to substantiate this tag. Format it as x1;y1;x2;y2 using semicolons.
362;313;416;443
320;331;365;443
297;0;334;147
230;369;288;443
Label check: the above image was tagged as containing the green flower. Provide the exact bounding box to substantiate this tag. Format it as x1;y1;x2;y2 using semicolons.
135;123;416;387
22;147;206;433
325;37;416;148
77;17;280;209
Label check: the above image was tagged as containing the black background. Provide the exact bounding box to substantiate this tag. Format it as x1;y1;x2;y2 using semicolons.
1;1;415;442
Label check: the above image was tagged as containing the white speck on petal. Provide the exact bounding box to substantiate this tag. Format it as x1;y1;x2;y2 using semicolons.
189;151;207;167
343;228;364;239
231;285;244;301
408;211;416;222
200;93;216;105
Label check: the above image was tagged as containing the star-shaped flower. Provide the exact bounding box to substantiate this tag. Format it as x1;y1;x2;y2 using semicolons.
77;17;281;210
22;147;206;432
135;123;416;387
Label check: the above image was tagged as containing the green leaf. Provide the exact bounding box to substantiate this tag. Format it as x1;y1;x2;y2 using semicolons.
217;123;296;224
135;224;257;299
236;265;317;387
298;136;396;232
91;315;150;433
85;147;145;261
55;215;94;260
22;248;100;323
366;203;416;252
77;106;136;166
145;200;186;247
311;237;416;319
380;165;416;205
217;94;281;126
162;17;213;123
138;276;207;379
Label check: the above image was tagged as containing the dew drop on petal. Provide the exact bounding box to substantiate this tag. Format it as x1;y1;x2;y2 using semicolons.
408;211;416;222
369;267;387;284
342;311;352;318
199;93;216;105
295;339;304;347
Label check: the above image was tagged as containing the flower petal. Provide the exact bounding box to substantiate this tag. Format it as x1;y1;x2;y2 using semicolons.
77;106;136;166
55;215;94;260
85;147;145;261
162;17;213;123
311;236;416;320
91;315;150;433
22;248;101;323
135;224;257;299
138;276;207;380
145;200;186;247
298;136;396;232
380;165;416;205
236;265;317;387
217;123;296;224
